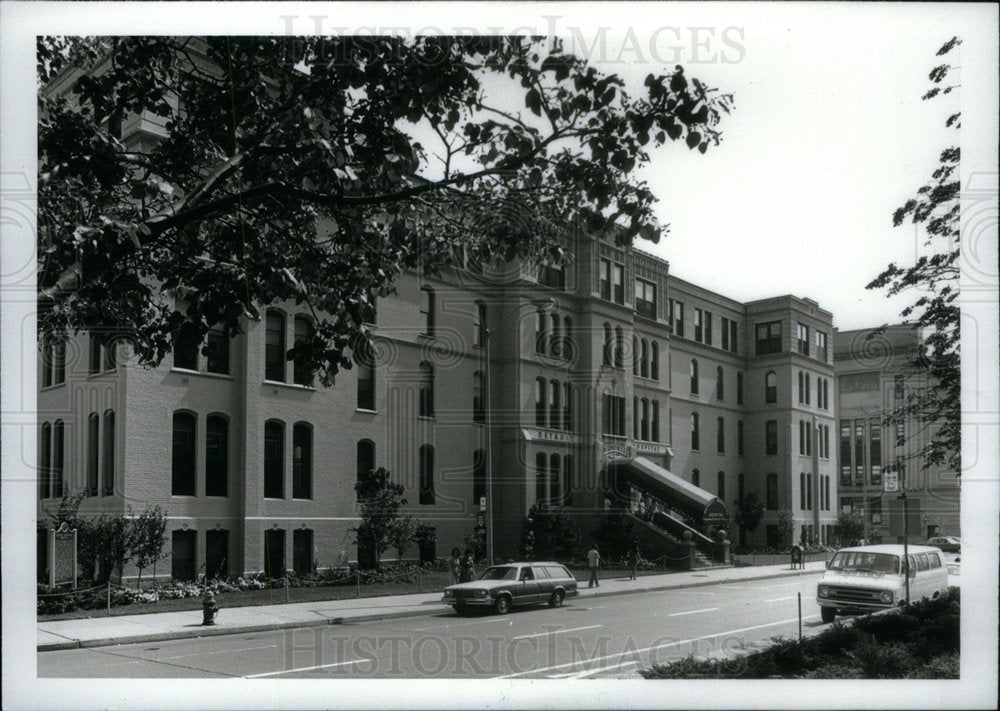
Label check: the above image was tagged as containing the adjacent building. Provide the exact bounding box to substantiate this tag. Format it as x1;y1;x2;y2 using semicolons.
833;325;960;542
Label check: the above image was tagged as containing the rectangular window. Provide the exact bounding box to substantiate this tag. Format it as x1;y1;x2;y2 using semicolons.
265;312;286;382
599;259;611;300
704;311;713;346
716;417;725;454
737;421;744;455
870;419;882;486
766;474;778;510
419;446;435;505
635;278;657;319
721;317;735;351
691;413;700;451
816;330;828;361
205;416;228;497
293;529;313;576
670;300;684;337
796;323;810;355
292;424;313;499
729;320;738;353
612;263;624;304
800;472;806;510
755;321;781;355
602;394;626;436
840;420;852;485
854;419;866;485
694;308;704;343
538;261;565;289
357;361;376;411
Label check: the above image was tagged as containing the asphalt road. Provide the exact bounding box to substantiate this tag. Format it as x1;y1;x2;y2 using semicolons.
39;573;839;679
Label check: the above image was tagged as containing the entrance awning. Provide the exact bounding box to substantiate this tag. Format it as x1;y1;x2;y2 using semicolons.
609;456;728;523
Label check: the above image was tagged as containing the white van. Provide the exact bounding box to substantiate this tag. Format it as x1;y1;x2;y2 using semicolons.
816;544;949;623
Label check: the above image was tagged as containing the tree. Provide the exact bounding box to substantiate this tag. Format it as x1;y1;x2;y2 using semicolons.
733;492;765;545
389;515;419;563
837;509;867;547
776;509;794;549
519;505;583;560
867;37;961;474
352;467;406;570
591;511;636;560
130;505;168;588
37;36;732;381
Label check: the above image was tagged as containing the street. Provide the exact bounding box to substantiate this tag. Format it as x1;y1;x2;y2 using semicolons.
39;574;832;679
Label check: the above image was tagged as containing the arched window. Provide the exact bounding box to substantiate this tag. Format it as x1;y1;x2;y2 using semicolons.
264;420;284;499
602;323;613;366
633;397;640;439
206;415;228;497
293;316;314;386
40;422;51;499
419;362;434;417
292;423;313;499
171;412;196;496
765;420;778;455
690;359;699;394
550;312;561;356
651;400;660;442
641;399;650;441
640;339;649;378
563;455;574;506
738;420;745;455
692;468;701;487
562;315;574;360
799;471;806;510
737;371;744;404
651;341;660;380
614;326;624;367
536;309;548;354
632;336;639;376
549;454;561;503
52;420;64;499
535;377;547;426
356;439;375;500
717;416;725;454
474;301;487;348
798;371;804;403
563;382;573;431
473;370;486;423
265;310;286;382
805;373;811;405
420;286;436;336
102;410;115;496
535;452;548;505
549;378;560;429
716;366;724;400
717;471;726;501
691;413;700;450
765;371;777;404
419;444;435;504
87;413;100;495
766;473;779;509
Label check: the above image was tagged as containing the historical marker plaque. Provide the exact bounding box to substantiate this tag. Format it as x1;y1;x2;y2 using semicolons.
48;522;78;588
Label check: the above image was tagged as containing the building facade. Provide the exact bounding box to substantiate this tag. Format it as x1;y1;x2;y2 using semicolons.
833;325;960;542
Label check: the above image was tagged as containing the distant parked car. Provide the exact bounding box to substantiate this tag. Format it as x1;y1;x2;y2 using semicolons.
926;536;961;552
441;562;578;615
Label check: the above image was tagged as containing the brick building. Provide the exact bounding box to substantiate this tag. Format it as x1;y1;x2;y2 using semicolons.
833;325;960;542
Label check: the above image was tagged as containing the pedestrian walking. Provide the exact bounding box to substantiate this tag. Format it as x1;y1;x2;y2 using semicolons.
587;543;601;588
449;547;462;585
459;548;475;583
628;541;639;581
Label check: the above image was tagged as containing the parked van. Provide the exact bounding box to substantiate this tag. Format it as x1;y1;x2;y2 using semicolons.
816;544;949;623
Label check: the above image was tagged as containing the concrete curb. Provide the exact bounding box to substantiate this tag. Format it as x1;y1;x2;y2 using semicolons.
38;567;825;652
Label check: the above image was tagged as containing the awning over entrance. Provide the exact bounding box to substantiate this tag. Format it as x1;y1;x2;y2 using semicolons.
608;456;728;524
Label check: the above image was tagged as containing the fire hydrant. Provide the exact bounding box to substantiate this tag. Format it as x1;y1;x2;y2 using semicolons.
201;590;219;626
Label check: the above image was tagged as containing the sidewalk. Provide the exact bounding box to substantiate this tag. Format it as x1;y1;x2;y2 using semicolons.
38;561;827;652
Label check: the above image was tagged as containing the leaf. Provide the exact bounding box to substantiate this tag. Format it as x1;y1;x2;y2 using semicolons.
525;88;542;116
686;130;701;149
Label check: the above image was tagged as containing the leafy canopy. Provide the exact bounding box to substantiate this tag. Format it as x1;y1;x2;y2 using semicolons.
867;37;960;474
38;36;732;382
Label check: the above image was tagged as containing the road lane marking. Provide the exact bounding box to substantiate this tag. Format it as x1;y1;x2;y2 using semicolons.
765;596;798;603
160;644;278;660
668;607;718;617
566;660;641;678
512;625;603;640
496;614;821;678
244;658;374;678
413;618;510;631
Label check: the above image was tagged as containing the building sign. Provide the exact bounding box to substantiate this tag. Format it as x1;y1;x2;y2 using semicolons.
602;443;632;460
521;428;578;444
479;496;486;512
839;372;881;393
633;441;668;455
49;522;78;588
883;470;899;493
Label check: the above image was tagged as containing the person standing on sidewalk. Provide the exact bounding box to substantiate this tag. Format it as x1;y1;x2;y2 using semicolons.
459;549;475;583
449;547;462;585
587;544;601;588
628;540;639;580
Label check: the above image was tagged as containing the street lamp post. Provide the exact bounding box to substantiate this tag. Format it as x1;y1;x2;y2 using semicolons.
483;297;554;566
